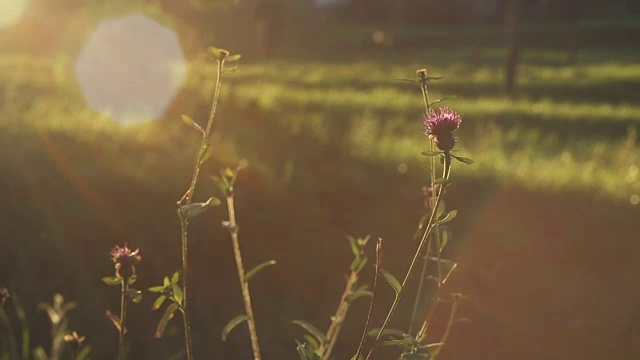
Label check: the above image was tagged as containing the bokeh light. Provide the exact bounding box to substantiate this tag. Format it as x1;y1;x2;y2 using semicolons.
0;0;29;28
74;14;186;125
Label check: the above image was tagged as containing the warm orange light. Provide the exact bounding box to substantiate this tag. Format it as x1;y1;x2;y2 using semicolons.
0;0;29;28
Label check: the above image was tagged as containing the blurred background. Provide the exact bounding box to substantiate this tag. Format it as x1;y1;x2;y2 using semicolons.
0;0;639;359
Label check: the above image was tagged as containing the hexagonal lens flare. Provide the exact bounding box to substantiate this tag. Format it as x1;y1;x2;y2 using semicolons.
74;14;186;125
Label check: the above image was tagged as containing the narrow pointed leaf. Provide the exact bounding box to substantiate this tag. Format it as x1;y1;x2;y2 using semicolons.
152;295;166;311
101;276;121;286
105;310;126;334
154;303;179;338
380;268;402;296
421;151;442;157
180;197;220;220
382;338;414;347
199;145;213;165
171;271;180;285
148;285;166;294
221;315;248;341
452;155;474;165
346;289;373;302
433;210;458;226
399;353;429;359
172;283;183;306
367;328;406;338
245;260;277;282
425;343;445;357
181;114;204;134
292;320;327;345
432;178;450;186
163;276;170;287
303;334;320;351
209;46;229;60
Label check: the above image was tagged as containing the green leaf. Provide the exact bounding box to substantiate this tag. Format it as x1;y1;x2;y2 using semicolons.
245;260;277;282
452;155;474;165
181;114;204;134
433;210;458;226
171;271;180;285
172;283;183;306
221;315;248;341
152;295;166;311
76;345;92;360
292;320;327;345
399;353;429;359
180;197;221;220
440;229;449;251
209;46;229;60
163;276;170;287
424;343;445;357
211;176;228;194
382;338;414;347
303;334;320;351
226;54;242;62
105;310;125;333
127;275;137;285
432;178;450;186
154;303;179;338
295;341;321;360
368;328;406;338
346;289;373;302
380;268;402;296
127;288;142;303
198;145;213;165
148;285;166;294
435;199;446;219
101;276;121;286
421;150;442;157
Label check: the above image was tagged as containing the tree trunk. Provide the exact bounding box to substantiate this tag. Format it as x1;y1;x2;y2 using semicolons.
505;0;520;95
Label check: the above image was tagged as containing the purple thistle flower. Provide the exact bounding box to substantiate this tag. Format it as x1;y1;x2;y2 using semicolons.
424;107;462;152
111;243;141;279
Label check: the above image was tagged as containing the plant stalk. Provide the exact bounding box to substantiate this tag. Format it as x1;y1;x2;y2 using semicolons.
354;239;382;360
119;280;128;360
321;271;358;360
408;72;438;334
178;57;225;360
365;154;451;360
226;195;263;360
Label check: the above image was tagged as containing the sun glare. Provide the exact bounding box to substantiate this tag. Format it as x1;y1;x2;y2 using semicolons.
0;0;28;28
74;14;186;125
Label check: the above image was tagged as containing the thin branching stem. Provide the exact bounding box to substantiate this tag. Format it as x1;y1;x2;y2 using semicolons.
409;70;438;334
321;271;358;360
416;157;454;342
178;57;225;360
226;194;263;360
119;280;128;360
366;155;451;360
354;239;382;360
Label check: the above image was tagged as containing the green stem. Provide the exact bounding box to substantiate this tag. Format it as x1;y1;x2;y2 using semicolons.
416;155;453;342
408;71;437;334
119;280;128;360
354;239;382;360
178;57;225;360
226;195;262;360
321;271;358;360
366;155;451;360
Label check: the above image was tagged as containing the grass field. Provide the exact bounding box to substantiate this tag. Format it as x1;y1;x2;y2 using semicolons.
1;28;640;359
